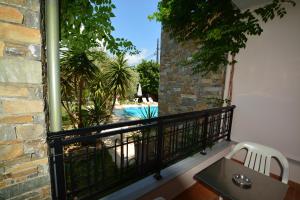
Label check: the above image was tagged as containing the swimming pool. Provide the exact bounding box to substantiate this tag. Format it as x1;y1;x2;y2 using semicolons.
114;105;158;119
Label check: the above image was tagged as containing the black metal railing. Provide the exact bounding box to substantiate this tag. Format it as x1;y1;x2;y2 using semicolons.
48;105;235;200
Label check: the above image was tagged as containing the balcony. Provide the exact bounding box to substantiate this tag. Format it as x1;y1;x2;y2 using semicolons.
48;106;235;199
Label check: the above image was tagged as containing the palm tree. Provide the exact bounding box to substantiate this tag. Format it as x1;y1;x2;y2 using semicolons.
88;71;112;125
61;49;99;128
104;54;133;113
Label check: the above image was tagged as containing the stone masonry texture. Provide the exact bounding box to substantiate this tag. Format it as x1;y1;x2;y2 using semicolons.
158;31;225;116
0;0;51;199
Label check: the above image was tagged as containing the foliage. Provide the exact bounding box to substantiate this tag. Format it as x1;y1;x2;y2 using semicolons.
136;60;159;99
139;105;158;119
104;54;136;113
150;0;295;74
61;50;99;128
204;97;231;108
60;0;138;54
88;69;112;126
60;50;139;128
61;49;116;128
59;1;141;128
123;70;139;101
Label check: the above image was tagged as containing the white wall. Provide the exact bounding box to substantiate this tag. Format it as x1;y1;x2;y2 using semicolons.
224;4;300;182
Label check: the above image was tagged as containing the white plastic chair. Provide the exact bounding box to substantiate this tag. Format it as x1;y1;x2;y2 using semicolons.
226;142;289;184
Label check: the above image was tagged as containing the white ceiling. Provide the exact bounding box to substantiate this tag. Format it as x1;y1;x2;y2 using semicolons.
232;0;272;9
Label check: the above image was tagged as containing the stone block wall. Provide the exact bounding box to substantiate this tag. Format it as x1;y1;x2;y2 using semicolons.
0;0;50;199
159;31;225;116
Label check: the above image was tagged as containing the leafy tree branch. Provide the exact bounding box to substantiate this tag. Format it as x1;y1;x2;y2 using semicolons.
150;0;295;74
60;0;139;54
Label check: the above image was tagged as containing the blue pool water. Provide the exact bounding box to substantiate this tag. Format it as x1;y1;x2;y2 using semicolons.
114;106;158;119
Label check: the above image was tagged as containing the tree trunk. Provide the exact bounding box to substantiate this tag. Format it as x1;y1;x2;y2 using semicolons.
78;78;84;128
61;101;77;127
110;90;117;114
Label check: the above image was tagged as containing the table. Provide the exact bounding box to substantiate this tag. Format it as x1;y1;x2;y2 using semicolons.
194;158;288;200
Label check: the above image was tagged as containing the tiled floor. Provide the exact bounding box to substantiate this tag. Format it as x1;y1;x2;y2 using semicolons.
174;179;300;200
173;183;218;200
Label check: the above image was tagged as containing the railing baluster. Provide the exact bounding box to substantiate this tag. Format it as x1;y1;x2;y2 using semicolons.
93;142;98;191
217;113;222;137
101;142;105;183
227;108;234;141
172;125;176;158
154;119;163;180
187;122;191;148
193;119;199;148
120;133;124;179
126;137;129;170
168;126;172;159
135;135;140;173
201;113;209;155
183;121;187;149
52;138;66;200
141;131;145;174
146;131;149;163
69;152;74;197
114;139;118;171
86;146;91;195
180;124;184;151
175;125;179;154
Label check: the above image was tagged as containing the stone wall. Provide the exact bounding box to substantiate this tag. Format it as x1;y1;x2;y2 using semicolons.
0;0;50;199
159;31;225;116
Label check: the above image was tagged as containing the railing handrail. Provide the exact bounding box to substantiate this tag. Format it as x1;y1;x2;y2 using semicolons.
60;122;159;146
48;105;235;140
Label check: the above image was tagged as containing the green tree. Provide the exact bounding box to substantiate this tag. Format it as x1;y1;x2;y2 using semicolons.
60;0;138;54
118;68;139;103
104;54;135;113
60;50;100;128
136;60;159;100
88;69;113;126
150;0;295;101
59;1;140;128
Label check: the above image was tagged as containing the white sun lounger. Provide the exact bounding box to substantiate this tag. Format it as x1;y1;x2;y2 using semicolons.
142;97;148;103
148;97;154;103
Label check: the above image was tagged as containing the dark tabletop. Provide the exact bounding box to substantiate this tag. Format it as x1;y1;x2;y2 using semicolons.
194;158;288;200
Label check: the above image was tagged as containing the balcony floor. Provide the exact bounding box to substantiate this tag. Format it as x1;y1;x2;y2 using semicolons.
174;182;218;200
174;178;300;200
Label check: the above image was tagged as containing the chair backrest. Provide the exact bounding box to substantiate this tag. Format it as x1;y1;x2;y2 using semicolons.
148;97;154;103
142;97;148;103
226;142;289;184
